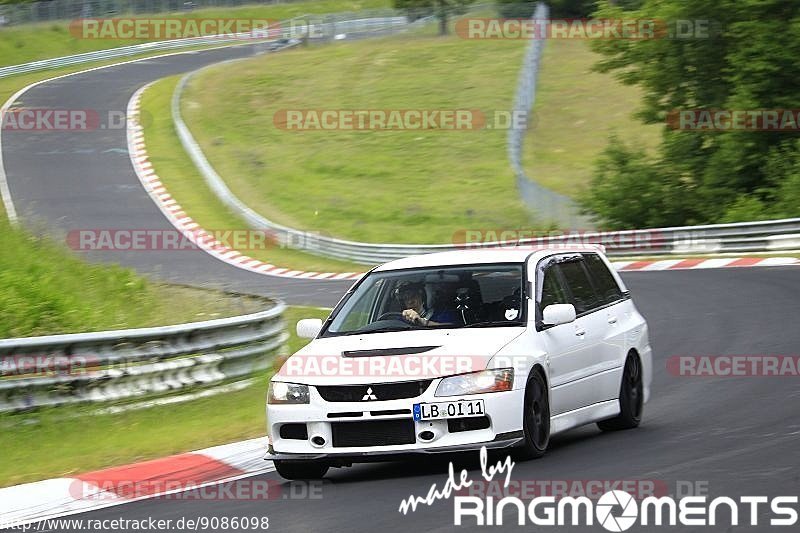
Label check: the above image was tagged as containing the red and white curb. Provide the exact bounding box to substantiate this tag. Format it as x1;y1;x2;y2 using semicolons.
126;85;362;282
127;87;799;279
0;437;272;527
612;256;799;271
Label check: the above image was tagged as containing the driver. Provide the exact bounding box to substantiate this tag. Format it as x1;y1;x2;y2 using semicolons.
395;281;456;327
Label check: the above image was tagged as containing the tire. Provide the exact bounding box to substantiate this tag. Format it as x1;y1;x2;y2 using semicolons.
273;460;329;480
517;370;550;460
598;354;644;431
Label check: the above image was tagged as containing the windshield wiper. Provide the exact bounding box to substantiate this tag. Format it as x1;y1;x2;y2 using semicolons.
340;325;414;336
462;321;523;328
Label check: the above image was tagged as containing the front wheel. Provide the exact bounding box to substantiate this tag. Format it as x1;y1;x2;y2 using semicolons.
517;371;550;460
598;354;643;431
273;459;329;480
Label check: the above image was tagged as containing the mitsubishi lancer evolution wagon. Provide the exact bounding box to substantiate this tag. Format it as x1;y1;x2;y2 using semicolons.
266;247;652;479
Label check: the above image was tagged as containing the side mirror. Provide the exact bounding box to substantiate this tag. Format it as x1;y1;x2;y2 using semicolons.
542;304;576;326
296;318;323;339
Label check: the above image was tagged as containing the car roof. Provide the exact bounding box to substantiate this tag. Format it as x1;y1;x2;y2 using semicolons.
373;246;606;272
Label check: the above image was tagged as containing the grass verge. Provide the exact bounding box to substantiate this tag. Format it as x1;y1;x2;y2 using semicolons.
0;218;266;338
139;74;366;273
0;306;330;487
179;34;660;243
0;0;390;67
181;32;533;244
523;39;661;196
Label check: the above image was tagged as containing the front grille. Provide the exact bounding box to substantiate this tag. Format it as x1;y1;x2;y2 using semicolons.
316;380;432;402
331;419;416;447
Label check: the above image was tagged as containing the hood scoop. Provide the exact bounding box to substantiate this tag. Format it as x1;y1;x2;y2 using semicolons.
342;346;440;358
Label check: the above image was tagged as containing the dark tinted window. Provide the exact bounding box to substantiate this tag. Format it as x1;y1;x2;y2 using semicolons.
540;265;569;310
558;260;601;314
584;253;624;304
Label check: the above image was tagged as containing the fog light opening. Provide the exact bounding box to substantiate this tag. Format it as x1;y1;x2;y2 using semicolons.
419;430;435;441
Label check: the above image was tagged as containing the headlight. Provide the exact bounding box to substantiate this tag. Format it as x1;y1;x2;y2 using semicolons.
435;368;514;397
268;381;309;404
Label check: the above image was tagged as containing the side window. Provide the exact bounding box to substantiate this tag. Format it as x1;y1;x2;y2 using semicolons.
539;265;568;311
557;260;601;315
583;253;624;305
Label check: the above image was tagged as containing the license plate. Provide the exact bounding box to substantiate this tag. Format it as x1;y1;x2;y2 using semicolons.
413;399;485;421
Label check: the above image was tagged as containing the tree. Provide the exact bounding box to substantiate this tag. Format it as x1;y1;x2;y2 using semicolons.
394;0;474;35
581;0;800;227
579;136;705;229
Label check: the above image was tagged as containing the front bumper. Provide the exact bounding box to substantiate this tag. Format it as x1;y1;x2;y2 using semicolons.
266;382;525;462
265;432;524;463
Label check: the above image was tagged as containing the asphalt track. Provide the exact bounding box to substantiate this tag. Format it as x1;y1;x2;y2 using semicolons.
3;44;800;533
25;267;800;533
2;43;353;307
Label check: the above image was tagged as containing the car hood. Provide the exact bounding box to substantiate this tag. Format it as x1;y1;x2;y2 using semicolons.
274;327;525;386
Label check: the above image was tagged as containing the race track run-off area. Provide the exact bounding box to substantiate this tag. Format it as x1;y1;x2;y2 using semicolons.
2;44;800;533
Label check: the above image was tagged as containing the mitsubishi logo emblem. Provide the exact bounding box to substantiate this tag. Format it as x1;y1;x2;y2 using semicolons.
361;387;377;401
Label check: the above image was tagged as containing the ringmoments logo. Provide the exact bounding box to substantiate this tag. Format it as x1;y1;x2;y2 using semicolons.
453;491;800;528
398;448;799;529
595;490;638;531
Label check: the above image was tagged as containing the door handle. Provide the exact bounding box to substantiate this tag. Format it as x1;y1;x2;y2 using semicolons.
607;316;618;325
575;328;586;337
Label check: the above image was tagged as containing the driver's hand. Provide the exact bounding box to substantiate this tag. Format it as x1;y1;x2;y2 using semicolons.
402;309;421;324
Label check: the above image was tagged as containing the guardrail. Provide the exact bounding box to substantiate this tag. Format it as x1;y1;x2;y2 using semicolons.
0;300;287;412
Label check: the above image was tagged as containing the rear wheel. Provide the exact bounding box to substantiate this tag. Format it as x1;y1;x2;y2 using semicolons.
517;370;550;459
598;354;643;431
273;460;329;480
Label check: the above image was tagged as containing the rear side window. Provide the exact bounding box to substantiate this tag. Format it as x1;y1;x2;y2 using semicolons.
583;253;624;305
558;260;601;314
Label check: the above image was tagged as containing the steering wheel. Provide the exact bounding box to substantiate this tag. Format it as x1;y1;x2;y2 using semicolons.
376;312;406;322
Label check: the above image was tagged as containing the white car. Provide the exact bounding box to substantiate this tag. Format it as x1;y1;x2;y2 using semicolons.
266;247;652;479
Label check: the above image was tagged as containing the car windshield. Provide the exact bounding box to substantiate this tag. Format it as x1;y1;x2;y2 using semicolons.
323;264;526;336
